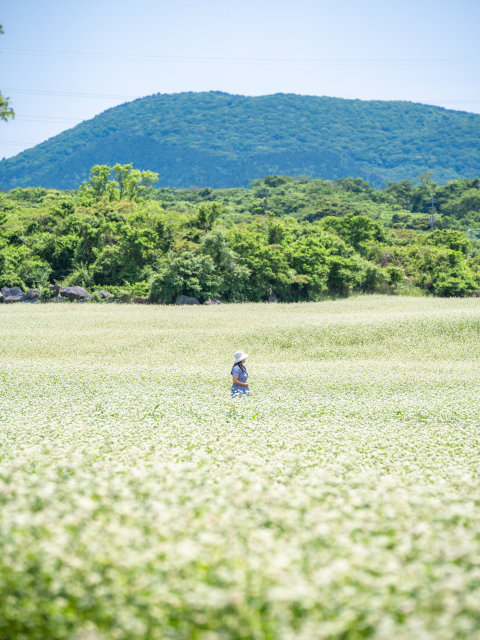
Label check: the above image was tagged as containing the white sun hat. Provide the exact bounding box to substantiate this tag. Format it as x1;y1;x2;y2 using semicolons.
234;350;249;363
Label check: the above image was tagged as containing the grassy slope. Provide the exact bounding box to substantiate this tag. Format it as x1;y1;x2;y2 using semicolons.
1;92;480;190
1;298;480;639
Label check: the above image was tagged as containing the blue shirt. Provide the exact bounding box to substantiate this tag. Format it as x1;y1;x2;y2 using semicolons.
231;364;248;395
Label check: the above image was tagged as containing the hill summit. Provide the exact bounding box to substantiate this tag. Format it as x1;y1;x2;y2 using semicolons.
1;91;480;190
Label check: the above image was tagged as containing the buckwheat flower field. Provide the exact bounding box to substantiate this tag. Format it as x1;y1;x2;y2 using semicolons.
1;297;480;640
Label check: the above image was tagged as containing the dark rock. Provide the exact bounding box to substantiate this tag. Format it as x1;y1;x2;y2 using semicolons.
3;286;26;303
268;294;279;303
4;293;26;303
176;295;200;305
0;291;2;302
204;298;223;305
132;297;151;304
74;297;91;303
49;284;60;297
60;286;89;301
95;290;111;299
53;296;66;303
26;289;40;300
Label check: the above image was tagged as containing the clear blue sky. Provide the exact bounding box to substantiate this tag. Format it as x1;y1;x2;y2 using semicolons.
1;0;479;161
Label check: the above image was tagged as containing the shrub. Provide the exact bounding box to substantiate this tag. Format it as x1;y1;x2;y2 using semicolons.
130;281;150;298
360;264;387;293
39;286;53;302
433;271;479;297
149;252;219;304
386;266;404;288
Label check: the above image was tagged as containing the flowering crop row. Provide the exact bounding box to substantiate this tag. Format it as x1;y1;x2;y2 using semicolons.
1;297;480;639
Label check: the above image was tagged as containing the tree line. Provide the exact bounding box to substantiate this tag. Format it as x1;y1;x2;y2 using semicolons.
1;164;480;302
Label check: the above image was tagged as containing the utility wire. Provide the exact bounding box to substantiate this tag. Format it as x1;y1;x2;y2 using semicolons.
2;47;480;66
0;140;38;146
15;115;83;123
1;88;139;99
16;114;82;120
2;89;480;105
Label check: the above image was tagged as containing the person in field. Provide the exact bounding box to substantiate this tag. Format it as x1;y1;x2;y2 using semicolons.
231;351;250;397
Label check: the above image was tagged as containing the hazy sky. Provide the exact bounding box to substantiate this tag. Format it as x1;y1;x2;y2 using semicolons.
1;0;480;161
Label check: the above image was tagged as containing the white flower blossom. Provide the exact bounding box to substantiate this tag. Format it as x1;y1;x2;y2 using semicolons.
0;297;480;639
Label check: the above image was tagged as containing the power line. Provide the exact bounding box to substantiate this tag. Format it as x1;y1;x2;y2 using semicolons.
428;100;480;104
1;88;140;99
14;115;83;124
2;47;480;66
16;114;82;120
0;140;37;146
2;88;480;105
14;119;81;124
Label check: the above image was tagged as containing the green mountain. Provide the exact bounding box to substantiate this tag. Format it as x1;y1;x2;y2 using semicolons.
1;92;480;190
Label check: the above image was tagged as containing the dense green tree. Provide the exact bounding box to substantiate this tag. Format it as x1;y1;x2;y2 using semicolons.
112;164;159;202
418;172;435;189
336;177;372;194
192;202;224;234
201;228;250;300
227;227;292;301
150;252;219;304
423;229;471;255
319;213;385;255
79;165;115;200
285;235;331;299
441;190;480;224
80;164;159;203
1;169;479;299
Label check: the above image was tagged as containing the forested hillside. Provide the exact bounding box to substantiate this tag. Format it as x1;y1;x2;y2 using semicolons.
1;92;480;190
1;165;480;302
